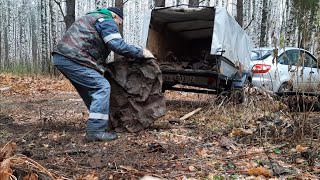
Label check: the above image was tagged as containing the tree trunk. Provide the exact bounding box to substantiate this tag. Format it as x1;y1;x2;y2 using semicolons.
41;0;49;74
188;0;199;7
259;0;268;47
20;1;28;68
155;0;165;7
115;0;123;8
236;0;243;27
4;28;8;68
113;0;124;61
65;0;75;30
31;11;38;73
115;0;123;34
7;0;13;69
50;0;59;76
0;30;1;67
0;0;2;67
0;0;3;68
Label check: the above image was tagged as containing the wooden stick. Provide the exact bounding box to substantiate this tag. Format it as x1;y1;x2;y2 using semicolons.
179;108;202;121
0;86;11;91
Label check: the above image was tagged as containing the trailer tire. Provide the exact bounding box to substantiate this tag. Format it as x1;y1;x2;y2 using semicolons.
232;77;251;104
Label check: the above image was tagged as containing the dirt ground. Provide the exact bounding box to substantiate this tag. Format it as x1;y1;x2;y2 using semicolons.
1;74;320;180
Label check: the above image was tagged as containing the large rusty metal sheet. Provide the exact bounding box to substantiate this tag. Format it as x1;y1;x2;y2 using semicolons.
105;58;166;132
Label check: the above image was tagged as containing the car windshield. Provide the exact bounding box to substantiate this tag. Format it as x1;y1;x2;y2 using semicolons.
251;49;273;60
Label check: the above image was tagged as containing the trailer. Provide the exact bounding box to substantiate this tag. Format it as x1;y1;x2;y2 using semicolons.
141;6;253;95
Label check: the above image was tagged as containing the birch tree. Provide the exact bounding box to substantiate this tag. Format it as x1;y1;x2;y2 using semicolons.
292;0;319;48
260;0;268;46
7;0;14;69
41;0;48;73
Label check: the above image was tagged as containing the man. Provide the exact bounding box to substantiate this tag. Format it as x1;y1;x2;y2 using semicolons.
52;7;154;142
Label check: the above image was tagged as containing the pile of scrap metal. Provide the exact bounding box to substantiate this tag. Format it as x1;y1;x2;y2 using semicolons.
105;57;166;132
159;51;217;71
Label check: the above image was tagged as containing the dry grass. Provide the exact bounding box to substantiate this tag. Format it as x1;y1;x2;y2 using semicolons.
165;87;320;147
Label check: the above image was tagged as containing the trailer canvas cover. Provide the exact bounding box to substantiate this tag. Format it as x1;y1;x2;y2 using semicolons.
212;7;252;70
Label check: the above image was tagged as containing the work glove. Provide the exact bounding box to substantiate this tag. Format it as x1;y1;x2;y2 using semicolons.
142;48;155;59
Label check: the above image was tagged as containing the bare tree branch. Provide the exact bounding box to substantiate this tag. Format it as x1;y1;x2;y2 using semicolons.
53;0;65;19
244;16;254;30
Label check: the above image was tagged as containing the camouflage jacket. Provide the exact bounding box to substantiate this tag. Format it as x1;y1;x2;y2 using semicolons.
53;12;143;73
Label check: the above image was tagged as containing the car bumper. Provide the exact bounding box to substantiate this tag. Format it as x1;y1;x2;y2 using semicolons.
251;75;274;91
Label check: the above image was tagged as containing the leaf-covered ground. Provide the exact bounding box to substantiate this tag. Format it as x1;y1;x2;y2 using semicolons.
0;73;320;180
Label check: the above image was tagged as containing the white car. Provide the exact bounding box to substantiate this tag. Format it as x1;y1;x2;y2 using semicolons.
250;47;320;92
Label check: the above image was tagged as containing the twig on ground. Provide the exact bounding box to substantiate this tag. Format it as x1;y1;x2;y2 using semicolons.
179;108;202;121
15;127;38;142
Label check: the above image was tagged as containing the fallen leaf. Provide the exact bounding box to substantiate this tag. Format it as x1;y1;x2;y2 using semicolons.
42;144;49;148
218;136;238;150
196;148;209;157
302;172;318;179
312;166;320;173
0;142;18;161
247;160;259;167
88;154;102;167
23;173;39;180
295;158;305;164
296;145;307;152
119;165;137;172
0;158;12;169
247;166;272;178
0;169;13;180
75;171;98;180
147;143;166;153
47;133;60;141
188;166;196;172
230;128;253;137
271;148;282;154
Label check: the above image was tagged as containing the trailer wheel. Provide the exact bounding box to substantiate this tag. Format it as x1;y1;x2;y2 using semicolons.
232;89;246;104
232;77;251;104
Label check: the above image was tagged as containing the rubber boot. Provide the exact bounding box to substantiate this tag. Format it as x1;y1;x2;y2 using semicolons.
85;131;118;142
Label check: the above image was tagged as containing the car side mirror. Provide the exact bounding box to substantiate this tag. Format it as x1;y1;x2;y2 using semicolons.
312;64;320;69
279;57;288;65
278;58;283;64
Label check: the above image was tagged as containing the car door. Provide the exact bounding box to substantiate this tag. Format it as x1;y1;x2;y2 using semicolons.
300;50;320;91
278;49;301;90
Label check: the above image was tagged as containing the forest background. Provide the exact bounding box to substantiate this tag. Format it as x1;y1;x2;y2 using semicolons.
0;0;319;74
